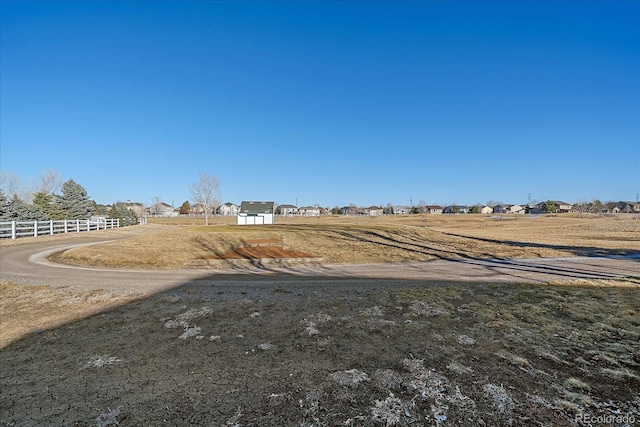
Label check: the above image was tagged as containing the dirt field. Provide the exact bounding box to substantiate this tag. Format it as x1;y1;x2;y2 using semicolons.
1;215;639;426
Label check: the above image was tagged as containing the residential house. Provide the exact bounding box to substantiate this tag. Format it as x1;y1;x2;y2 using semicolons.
218;202;239;216
342;206;359;216
480;206;493;214
613;201;640;214
535;201;573;214
121;202;146;218
508;204;525;214
278;204;299;216
148;202;176;217
443;205;469;214
237;201;275;225
364;206;384;216
299;206;321;217
393;206;411;215
425;205;443;214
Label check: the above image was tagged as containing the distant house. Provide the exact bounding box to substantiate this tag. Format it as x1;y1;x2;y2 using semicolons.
480;206;493;214
342;206;358;216
219;202;239;216
508;204;525;214
612;201;640;214
278;204;299;216
535;201;573;214
492;205;509;214
393;206;411;215
299;206;321;217
425;205;443;214
130;203;147;218
364;206;384;216
443;205;469;214
148;202;176;217
237;201;275;225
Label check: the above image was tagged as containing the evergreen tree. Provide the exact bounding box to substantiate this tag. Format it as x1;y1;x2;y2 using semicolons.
4;195;46;221
0;190;10;221
179;200;191;214
33;191;65;219
55;179;94;219
543;200;556;214
109;202;138;226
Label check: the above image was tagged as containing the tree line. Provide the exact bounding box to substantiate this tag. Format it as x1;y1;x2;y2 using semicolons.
0;173;138;226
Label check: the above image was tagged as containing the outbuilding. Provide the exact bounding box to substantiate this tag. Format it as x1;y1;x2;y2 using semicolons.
237;201;275;225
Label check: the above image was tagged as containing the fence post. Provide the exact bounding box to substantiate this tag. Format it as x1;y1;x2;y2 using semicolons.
34;220;38;237
12;221;16;239
64;220;68;234
87;220;90;232
77;219;80;232
50;220;54;235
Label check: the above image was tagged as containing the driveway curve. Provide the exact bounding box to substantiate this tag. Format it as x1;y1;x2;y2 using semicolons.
1;235;638;294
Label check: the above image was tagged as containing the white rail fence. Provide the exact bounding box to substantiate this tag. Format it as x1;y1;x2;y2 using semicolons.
0;218;122;240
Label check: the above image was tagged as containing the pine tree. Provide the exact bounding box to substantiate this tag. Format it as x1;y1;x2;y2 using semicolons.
179;200;191;214
33;191;65;219
108;202;138;226
5;195;46;221
55;179;94;219
0;190;10;221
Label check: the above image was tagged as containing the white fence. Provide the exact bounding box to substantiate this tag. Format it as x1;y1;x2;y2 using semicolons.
0;218;121;240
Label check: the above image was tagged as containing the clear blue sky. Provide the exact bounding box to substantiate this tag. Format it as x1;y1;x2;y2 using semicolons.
1;0;639;208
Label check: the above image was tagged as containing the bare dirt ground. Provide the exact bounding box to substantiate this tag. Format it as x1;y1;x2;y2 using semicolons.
1;215;639;426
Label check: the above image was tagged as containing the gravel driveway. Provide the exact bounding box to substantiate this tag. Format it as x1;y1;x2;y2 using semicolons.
1;237;638;294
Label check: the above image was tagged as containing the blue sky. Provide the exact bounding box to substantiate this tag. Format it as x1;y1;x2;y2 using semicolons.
1;0;638;208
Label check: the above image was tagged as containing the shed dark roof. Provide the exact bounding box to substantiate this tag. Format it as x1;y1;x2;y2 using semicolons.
239;201;275;214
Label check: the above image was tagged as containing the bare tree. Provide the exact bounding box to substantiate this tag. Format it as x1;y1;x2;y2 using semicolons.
573;199;603;218
190;172;220;226
33;169;63;195
0;170;23;200
150;196;164;216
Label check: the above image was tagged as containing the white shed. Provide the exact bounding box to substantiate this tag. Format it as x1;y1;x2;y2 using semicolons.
237;201;275;225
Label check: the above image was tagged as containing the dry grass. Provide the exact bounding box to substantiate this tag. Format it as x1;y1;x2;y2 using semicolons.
2;214;639;424
51;215;639;269
0;281;143;349
1;275;639;424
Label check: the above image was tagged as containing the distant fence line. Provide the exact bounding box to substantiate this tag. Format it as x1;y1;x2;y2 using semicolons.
0;218;136;240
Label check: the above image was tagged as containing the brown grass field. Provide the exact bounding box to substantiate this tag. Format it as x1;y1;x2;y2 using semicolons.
46;214;640;268
1;214;639;426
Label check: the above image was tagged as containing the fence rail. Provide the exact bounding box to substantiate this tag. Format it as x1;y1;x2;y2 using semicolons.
0;218;122;240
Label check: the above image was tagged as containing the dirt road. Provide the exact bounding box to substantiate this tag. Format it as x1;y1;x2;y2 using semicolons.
1;238;638;294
